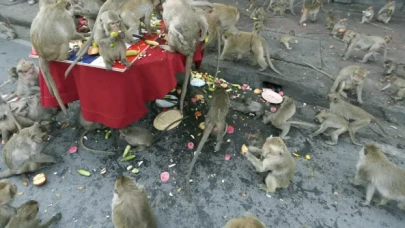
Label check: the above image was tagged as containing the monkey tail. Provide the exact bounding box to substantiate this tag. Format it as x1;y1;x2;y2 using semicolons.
151;115;191;145
214;27;221;80
7;103;22;132
185;123;214;202
261;38;282;76
383;45;388;62
39;57;68;117
347;128;363;146
79;130;116;156
276;27;282;40
287;120;319;129
64;35;93;78
179;54;194;114
302;61;335;80
371;119;391;137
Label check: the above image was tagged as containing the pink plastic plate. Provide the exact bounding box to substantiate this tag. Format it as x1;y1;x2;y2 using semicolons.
262;89;283;104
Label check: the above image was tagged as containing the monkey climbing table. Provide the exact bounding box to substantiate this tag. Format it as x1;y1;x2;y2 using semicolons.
29;36;204;128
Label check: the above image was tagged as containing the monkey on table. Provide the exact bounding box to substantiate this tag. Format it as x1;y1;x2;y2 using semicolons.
0;180;17;228
111;176;157;228
350;144;405;210
31;0;87;117
245;136;296;193
5;200;62;228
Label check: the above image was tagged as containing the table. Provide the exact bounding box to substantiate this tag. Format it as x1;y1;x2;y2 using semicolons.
29;37;204;129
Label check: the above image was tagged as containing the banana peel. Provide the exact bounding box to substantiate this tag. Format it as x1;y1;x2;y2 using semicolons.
145;40;159;46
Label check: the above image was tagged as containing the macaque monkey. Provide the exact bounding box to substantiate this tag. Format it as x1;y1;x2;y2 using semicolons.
247;0;256;12
192;7;219;52
0;180;17;228
342;30;357;51
277;29;298;50
0;123;57;180
360;6;374;23
383;59;398;76
5;200;62;228
328;92;389;137
71;0;104;30
119;0;161;37
325;11;335;30
331;18;348;40
39;0;57;9
311;110;362;146
119;126;154;151
342;33;392;63
249;129;266;149
0;98;35;144
210;3;240;32
376;0;395;24
93;11;131;70
112;176;157;228
9;95;58;124
3;59;40;102
245;136;296;193
262;96;295;139
270;4;287;16
230;98;264;119
382;74;405;101
220;30;282;75
224;214;266;228
160;0;212;114
250;6;266;21
185;87;230;201
330;65;370;104
78;111;115;156
268;0;296;15
350;144;405;210
31;0;87;117
0;21;17;40
299;0;321;25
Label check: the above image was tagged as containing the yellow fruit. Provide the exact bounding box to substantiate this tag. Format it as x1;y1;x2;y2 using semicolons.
126;50;140;56
110;42;116;48
110;31;119;37
220;83;228;89
92;42;98;48
77;169;91;177
145;40;159;46
199;122;206;130
33;173;47;186
241;144;248;154
254;89;262;94
155;21;162;26
305;154;311;160
204;35;209;43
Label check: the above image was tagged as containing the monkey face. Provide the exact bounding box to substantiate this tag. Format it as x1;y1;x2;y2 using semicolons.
29;123;49;143
17;59;35;78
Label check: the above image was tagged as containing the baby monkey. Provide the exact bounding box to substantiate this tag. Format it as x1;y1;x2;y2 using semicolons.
224;213;266;228
245;136;296;193
0;180;17;228
360;6;374;23
277;29;298;50
325;11;335;30
311;110;362;146
112;176;157;228
350;144;405;210
5;200;62;228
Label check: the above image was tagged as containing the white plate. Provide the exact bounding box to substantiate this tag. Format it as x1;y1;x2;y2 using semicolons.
262;89;283;104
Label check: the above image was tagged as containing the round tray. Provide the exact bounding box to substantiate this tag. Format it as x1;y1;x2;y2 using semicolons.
153;109;183;131
262;89;283;104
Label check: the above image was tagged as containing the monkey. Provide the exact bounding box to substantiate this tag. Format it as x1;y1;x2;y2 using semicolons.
192;7;220;52
70;0;104;31
76;110;115;156
211;3;240;32
250;6;266;21
0;21;17;40
220;30;282;75
0;123;57;180
244;136;296;193
119;0;161;37
38;0;57;9
247;0;256;12
230;97;264;119
360;6;374;24
3;59;40;102
93;11;131;71
350;144;405;209
299;0;321;25
159;0;212;114
270;4;287;16
224;213;266;228
382;74;405;101
30;0;87;117
392;88;405;101
112;176;157;228
268;0;296;15
327;92;389;137
5;200;62;228
325;11;335;30
0;98;35;144
0;180;17;228
119;126;154;151
383;59;398;76
262;96;295;139
341;30;357;51
376;0;396;24
330;65;370;104
9;95;58;124
331;18;348;40
248;129;266;149
185;87;230;201
277;29;298;50
311;110;362;146
342;33;392;63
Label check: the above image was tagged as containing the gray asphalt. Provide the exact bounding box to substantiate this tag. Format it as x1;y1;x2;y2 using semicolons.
1;4;405;228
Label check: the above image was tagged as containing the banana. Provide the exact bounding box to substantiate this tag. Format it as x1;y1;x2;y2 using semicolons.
110;31;119;37
145;40;159;46
92;41;98;48
126;49;140;56
204;34;209;43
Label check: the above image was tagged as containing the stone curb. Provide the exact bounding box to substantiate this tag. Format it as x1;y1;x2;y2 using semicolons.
0;13;32;28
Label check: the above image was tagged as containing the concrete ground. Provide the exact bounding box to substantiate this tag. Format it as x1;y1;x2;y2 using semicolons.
1;1;405;228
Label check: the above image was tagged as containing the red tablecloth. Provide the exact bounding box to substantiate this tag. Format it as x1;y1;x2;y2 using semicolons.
38;41;204;128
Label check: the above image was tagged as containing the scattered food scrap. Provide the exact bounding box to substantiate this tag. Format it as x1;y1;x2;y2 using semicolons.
161;172;170;183
33;173;47;186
